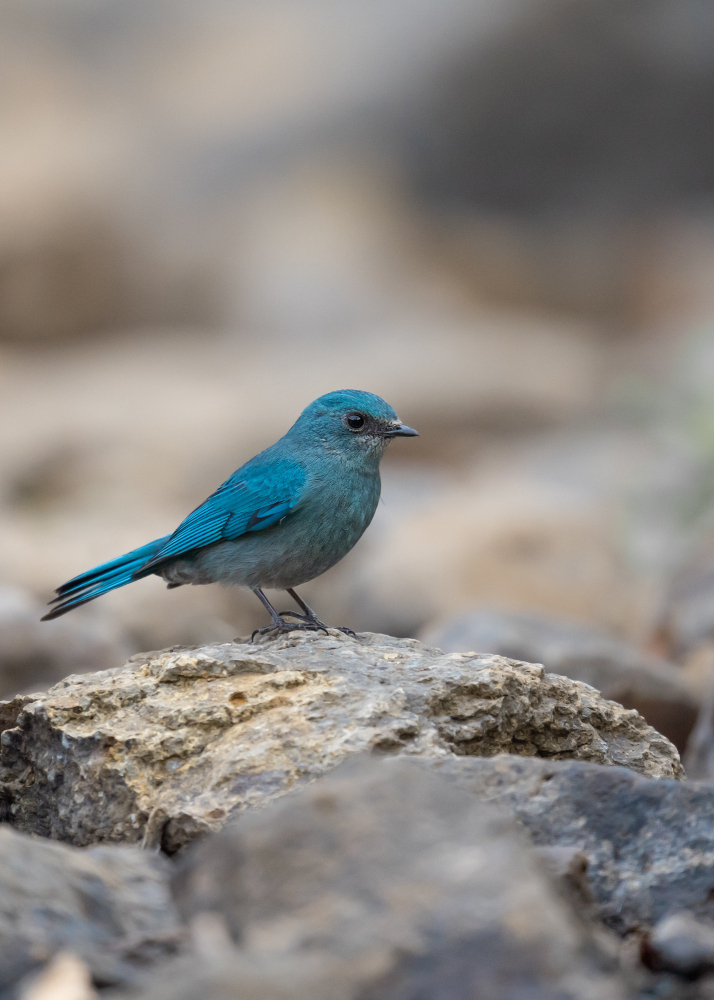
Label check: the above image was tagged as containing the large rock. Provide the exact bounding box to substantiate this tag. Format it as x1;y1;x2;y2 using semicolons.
0;632;682;853
435;754;714;934
0;823;179;993
132;756;626;1000
422;608;699;750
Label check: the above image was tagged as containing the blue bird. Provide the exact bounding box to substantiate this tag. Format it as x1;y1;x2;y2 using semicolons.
42;390;418;637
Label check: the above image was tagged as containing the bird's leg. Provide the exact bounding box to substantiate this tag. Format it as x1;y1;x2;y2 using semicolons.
280;588;321;622
279;588;356;638
251;587;328;641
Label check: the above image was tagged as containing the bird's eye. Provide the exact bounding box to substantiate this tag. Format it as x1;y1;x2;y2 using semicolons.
345;412;366;430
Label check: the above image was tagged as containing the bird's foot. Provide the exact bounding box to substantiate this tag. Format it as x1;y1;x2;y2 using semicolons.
251;617;328;642
278;610;356;638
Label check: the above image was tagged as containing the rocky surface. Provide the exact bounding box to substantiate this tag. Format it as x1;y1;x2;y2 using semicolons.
434;754;714;934
128;756;626;1000
6;750;714;998
0;632;682;853
423;609;699;750
0;823;179;994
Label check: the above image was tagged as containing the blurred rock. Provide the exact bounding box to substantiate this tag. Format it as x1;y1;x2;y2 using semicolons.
327;429;656;640
0;26;126;343
422;608;699;750
4;0;714;333
220;162;425;336
405;0;714;318
436;755;714;933
0;205;124;344
0;823;179;993
144;756;626;1000
0;631;681;854
0;0;517;341
0;585;130;699
647;912;714;978
683;676;714;781
19;952;98;1000
661;549;714;660
410;0;714;214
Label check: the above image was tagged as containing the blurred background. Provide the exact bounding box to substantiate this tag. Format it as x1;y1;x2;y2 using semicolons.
4;0;714;765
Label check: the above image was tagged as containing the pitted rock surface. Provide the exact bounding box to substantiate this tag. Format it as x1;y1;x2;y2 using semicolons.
0;631;682;851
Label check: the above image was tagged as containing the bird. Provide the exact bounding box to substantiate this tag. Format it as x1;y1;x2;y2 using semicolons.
42;389;418;638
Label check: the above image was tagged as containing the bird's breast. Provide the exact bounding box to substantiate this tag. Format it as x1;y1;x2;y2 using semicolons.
181;465;381;590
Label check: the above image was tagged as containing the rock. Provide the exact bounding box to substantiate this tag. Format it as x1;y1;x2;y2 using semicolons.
0;632;682;852
18;952;98;1000
331;428;657;641
661;546;714;659
0;585;131;700
433;754;714;934
422;608;699;750
403;0;714;318
0;823;180;994
646;912;714;978
137;756;626;1000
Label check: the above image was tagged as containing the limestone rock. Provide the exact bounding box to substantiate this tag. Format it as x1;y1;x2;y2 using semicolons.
434;755;714;934
422;608;699;750
136;757;626;1000
0;631;682;852
0;823;179;993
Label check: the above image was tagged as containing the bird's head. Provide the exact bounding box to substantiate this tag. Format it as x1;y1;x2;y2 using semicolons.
291;390;418;462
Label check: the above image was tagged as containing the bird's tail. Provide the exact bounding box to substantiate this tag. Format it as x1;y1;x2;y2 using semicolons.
41;535;171;620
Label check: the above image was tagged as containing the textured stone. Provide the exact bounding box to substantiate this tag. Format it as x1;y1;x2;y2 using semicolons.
138;757;626;1000
434;755;714;934
0;823;179;993
422;608;699;750
0;632;682;852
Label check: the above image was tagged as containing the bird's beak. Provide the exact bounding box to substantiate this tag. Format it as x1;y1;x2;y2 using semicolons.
383;422;419;438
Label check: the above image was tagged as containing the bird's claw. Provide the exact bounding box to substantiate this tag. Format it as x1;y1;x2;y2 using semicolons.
278;609;330;632
251;617;328;642
278;610;356;638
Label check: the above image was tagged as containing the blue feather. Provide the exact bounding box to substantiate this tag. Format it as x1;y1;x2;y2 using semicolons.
41;537;170;620
43;460;306;619
136;460;305;572
42;389;417;626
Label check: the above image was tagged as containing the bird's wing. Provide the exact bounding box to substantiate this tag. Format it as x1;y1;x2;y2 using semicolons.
136;459;306;572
